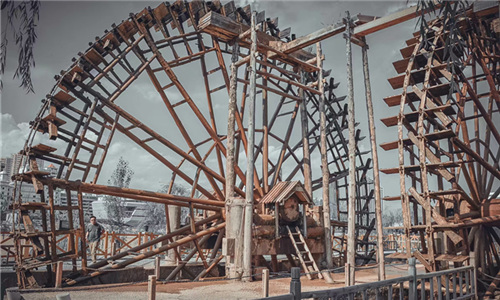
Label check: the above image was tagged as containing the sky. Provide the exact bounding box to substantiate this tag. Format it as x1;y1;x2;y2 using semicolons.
0;0;429;212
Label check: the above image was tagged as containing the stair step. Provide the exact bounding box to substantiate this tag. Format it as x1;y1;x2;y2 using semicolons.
31;144;58;154
381;105;455;127
383;82;451;107
380;129;455;151
388;63;449;89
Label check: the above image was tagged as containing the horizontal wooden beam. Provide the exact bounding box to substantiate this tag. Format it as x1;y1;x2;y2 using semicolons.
13;174;225;208
276;22;346;54
353;5;422;37
276;3;441;54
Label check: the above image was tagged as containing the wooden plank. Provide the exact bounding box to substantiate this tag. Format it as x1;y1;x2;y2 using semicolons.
51;90;76;108
278;27;291;39
117;20;139;42
31;144;57;153
388;63;449;89
435;254;469;263
153;2;169;23
22;213;36;233
83;48;106;67
353;4;439;37
277;22;344;54
148;275;157;300
414;250;433;272
31;176;45;194
383;82;450;107
55;259;63;288
48;122;58;140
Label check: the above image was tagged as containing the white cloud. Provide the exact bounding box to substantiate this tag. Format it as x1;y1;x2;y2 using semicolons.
1;113;33;157
0;113;70;158
131;82;163;103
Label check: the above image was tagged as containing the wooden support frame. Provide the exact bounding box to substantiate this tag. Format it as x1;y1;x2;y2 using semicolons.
10;0;389;288
379;4;500;286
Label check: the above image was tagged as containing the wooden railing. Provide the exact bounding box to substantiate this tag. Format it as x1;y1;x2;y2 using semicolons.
331;233;422;255
0;232;16;263
1;231;161;264
3;231;434;265
257;259;477;300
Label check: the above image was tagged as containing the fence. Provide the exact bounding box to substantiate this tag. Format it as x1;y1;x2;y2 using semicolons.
257;258;477;300
331;234;422;255
1;231;161;264
1;230;216;265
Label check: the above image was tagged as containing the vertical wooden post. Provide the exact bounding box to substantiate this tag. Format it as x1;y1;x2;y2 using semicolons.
302;205;307;238
168;205;180;261
77;189;87;272
225;40;243;280
148;275;157;300
471;251;477;299
149;232;152;247
138;231;143;253
104;231;109;258
408;257;417;299
40;192;53;285
317;41;333;270
48;184;58;262
65;188;77;272
262;268;269;297
155;256;161;279
360;38;386;280
275;203;280;238
55;261;64;288
299;67;310;239
290;267;301;300
242;10;257;282
47;184;59;285
344;11;356;286
344;263;350;287
262;53;270;195
299;68;312;198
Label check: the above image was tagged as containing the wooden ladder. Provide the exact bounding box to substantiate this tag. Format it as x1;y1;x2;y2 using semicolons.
287;226;323;280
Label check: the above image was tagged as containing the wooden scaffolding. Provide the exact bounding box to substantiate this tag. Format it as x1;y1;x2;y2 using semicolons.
10;0;378;288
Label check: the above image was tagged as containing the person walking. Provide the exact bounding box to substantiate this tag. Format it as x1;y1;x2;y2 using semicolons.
86;216;104;264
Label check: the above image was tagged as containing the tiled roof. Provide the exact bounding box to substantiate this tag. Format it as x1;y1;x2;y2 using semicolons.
259;181;312;205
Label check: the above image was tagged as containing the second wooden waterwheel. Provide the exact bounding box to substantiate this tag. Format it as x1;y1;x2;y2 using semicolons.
381;3;499;296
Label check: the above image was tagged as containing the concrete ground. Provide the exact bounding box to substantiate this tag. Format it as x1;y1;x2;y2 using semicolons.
13;263;419;300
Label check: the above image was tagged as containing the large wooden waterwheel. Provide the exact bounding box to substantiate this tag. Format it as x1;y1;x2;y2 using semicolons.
10;1;377;288
381;3;499;296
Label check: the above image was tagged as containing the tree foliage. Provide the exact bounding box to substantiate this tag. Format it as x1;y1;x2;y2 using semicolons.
1;0;41;93
382;209;404;234
104;157;134;231
140;183;189;233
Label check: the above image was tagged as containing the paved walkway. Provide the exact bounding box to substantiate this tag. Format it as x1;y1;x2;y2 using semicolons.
13;263;418;300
